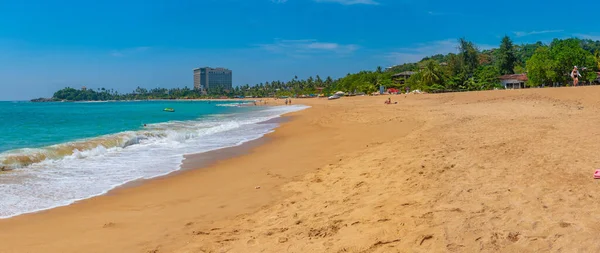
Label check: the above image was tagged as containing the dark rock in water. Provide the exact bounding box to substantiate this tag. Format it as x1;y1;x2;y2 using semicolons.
30;97;56;102
0;166;14;172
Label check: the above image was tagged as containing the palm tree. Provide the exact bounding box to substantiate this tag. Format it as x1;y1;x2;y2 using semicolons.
421;60;442;88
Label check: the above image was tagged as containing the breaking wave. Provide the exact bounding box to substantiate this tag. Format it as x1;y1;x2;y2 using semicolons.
0;105;309;218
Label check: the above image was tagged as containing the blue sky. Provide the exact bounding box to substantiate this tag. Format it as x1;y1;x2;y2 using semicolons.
1;0;599;100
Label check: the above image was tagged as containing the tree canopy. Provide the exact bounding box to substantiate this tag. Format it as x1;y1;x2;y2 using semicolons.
526;39;598;86
497;36;517;75
41;37;600;102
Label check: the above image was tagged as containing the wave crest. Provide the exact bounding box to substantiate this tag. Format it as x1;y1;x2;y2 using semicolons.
0;105;309;170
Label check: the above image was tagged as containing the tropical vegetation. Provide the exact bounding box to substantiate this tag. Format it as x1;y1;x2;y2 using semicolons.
39;37;600;101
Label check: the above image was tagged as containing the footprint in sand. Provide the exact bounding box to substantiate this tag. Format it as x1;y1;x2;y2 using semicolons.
419;234;434;245
507;232;520;242
559;222;571;228
102;222;116;228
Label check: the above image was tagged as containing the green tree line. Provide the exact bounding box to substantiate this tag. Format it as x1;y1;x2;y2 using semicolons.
42;37;600;102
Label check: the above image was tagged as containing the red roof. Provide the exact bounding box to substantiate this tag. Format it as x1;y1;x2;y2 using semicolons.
499;73;528;81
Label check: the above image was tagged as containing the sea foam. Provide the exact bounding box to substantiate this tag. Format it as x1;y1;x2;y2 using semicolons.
0;105;308;218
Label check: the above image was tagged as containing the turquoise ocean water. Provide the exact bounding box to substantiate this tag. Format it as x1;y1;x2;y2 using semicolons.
1;101;245;153
0;100;308;218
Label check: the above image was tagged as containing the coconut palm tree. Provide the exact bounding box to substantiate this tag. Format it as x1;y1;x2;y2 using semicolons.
420;60;442;88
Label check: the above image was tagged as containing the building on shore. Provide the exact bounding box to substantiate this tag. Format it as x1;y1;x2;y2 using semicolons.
193;67;232;92
391;71;418;84
499;74;528;89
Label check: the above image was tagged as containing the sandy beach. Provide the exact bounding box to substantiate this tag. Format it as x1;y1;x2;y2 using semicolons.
3;87;600;252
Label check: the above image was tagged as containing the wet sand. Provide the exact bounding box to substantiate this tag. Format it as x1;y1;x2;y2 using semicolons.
180;117;289;171
3;87;600;252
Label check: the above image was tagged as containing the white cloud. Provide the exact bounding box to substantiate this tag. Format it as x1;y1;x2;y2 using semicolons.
271;0;288;3
385;39;495;65
512;30;563;37
307;42;340;50
110;46;151;57
258;39;359;56
314;0;379;5
574;33;600;41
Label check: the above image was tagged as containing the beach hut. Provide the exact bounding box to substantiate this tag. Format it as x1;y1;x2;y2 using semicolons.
392;71;417;84
499;74;528;89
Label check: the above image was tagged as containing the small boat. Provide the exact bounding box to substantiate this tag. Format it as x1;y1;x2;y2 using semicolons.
163;108;175;112
328;95;341;100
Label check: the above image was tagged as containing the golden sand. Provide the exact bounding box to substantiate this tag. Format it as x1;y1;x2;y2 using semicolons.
2;87;600;252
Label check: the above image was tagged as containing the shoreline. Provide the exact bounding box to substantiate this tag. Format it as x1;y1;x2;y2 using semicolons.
0;102;331;253
29;98;284;103
29;97;323;103
0;104;297;219
116;116;289;191
6;87;600;252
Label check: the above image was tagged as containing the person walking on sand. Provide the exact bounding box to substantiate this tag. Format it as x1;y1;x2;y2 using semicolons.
571;66;582;86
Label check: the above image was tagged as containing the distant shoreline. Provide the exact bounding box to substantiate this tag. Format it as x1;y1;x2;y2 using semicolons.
30;97;312;103
30;98;258;103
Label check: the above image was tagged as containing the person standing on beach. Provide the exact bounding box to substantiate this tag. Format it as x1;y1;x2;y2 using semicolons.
571;66;582;86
